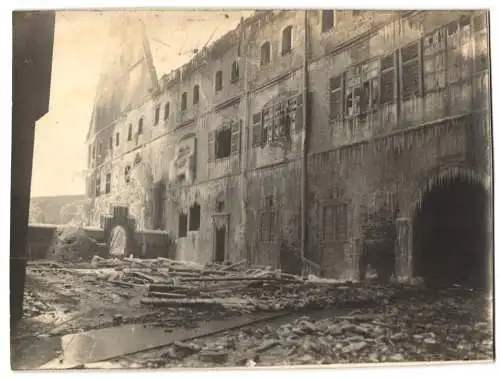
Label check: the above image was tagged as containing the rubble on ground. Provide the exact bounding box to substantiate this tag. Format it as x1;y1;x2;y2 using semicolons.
114;287;493;368
30;255;403;316
49;226;106;262
22;291;54;318
18;255;493;369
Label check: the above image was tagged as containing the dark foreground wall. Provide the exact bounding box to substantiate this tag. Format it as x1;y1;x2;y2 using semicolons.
11;11;55;327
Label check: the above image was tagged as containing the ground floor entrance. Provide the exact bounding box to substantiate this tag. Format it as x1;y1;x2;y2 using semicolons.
412;178;489;289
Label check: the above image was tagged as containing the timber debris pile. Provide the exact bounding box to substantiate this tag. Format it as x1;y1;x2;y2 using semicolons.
20;256;493;369
89;256;404;312
27;255;400;318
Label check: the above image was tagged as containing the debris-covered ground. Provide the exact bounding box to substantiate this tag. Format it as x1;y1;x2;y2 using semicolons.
12;255;494;369
115;287;494;368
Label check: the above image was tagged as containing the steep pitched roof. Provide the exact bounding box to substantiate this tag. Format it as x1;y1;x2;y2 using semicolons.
86;15;158;142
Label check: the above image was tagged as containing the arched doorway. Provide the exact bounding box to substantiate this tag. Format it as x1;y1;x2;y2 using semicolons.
109;225;127;257
412;177;489;289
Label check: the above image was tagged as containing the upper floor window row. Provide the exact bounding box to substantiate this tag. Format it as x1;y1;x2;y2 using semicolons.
127;118;143;142
260;25;294;67
177;63;241;105
321;10;367;33
328;14;488;125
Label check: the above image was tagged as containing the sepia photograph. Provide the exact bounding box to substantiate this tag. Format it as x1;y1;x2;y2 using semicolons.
10;6;494;371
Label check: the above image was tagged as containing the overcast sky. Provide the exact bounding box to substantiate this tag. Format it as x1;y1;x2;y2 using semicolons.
30;9;254;197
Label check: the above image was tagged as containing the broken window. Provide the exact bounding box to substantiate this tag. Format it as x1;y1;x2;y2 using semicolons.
474;13;488;73
178;212;188;238
215;126;232;159
105;173;111;194
321;10;335;32
329;74;343;124
289;95;303;133
448;17;473;83
95;175;101;197
322;203;348;241
282;25;293;55
231;60;240;83
359;60;380;117
154;106;160;125
189;203;201;231
260;41;271;66
124;165;131;184
215;71;223;92
127;124;133;141
345;66;361;118
273;102;291;139
115;132;120;147
423;29;446;93
401;42;422;100
193;84;200;104
259;196;276;242
164;102;170;121
252;94;302;147
138;117;143;135
181;92;187;111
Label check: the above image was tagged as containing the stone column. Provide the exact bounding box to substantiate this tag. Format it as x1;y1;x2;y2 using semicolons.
395;217;412;281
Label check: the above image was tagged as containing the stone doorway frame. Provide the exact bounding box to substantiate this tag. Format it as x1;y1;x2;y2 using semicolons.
101;205;137;258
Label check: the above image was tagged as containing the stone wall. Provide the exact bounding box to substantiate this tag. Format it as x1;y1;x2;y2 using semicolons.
306;116;479;280
245;160;302;268
83;10;491;280
26;223;173;261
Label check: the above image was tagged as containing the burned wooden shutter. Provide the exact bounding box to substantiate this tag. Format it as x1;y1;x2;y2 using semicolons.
380;53;395;104
208;131;215;162
295;94;304;133
329;75;343;123
401;42;421;100
252;112;262;147
231;120;241;156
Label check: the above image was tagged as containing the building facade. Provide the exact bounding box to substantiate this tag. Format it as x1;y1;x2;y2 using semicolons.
86;10;492;285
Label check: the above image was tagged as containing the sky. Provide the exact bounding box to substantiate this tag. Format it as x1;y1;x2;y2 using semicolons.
30;9;254;197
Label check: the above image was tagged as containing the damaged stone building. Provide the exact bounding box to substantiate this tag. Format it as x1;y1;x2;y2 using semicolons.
85;10;492;287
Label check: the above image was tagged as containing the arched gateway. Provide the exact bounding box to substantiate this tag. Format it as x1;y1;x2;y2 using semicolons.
401;167;492;290
100;205;137;258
